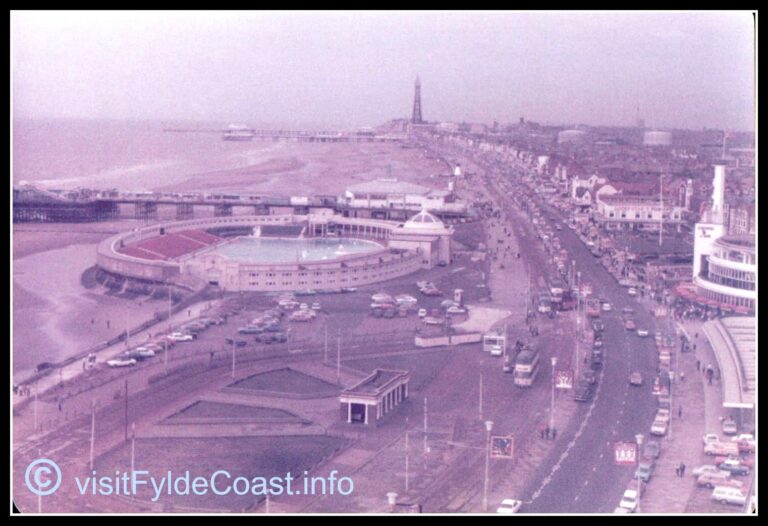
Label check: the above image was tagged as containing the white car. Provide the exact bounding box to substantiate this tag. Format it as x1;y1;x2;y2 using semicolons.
602;302;612;312
132;348;156;358
655;408;671;423
423;316;444;325
169;333;194;342
107;358;137;368
417;308;427;318
650;418;668;436
496;499;522;514
703;433;720;446
637;329;649;337
627;288;638;296
446;306;467;315
311;302;322;311
711;486;747;506
692;464;725;477
490;345;504;357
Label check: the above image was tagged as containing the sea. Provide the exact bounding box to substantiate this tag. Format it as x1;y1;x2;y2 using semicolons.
12;118;298;191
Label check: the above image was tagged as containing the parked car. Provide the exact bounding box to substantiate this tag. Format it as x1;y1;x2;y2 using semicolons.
655;408;671;423
642;440;661;460
602;302;612;312
702;433;721;446
624;319;637;331
711;486;747;506
636;329;649;337
704;442;740;456
238;326;264;335
225;338;247;347
716;458;751;475
650;418;668;436
634;461;655;482
423;316;444;325
593;339;604;349
573;381;593;402
582;370;597;385
417;308;427;318
107;358;137;368
692;464;723;477
169;332;194;341
496;499;522;514
627;288;638;296
446;306;467;315
629;372;643;386
697;472;740;489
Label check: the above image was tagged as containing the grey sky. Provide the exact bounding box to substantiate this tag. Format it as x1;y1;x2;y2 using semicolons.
11;11;756;131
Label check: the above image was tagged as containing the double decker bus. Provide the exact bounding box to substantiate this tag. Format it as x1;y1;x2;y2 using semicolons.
513;346;540;387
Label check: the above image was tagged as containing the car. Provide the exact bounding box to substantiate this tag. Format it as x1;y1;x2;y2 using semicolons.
716;459;751;475
602;302;612;312
613;507;631;514
619;489;640;511
238;326;264;335
489;344;504;357
697;472;739;489
225;338;248;347
341;287;358;293
642;440;661;460
582;370;597;385
655;408;671;423
590;354;603;370
417;308;427;318
131;348;156;358
256;332;288;344
629;372;643;386
731;438;756;453
703;433;721;446
107;358;137;368
573;381;593;402
711;486;748;506
591;320;604;332
169;332;194;341
721;418;738;435
446;306;467;315
637;329;649;337
423;316;444;325
627;288;638;296
592;339;604;350
704;442;740;456
650;418;668;436
422;287;443;297
729;433;755;444
634;461;655;482
624;319;637;331
692;464;723;477
496;499;522;514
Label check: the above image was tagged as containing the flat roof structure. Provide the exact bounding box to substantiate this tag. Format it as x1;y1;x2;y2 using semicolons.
701;316;756;409
339;369;410;426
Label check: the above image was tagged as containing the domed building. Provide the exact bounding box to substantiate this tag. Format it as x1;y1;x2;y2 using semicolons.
390;209;453;267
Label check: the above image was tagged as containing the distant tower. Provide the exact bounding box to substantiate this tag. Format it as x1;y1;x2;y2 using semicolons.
412;76;423;124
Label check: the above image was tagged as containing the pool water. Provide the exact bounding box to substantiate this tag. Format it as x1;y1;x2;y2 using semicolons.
211;237;382;263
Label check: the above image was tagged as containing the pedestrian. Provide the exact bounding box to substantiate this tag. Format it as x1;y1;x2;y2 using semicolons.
678;406;683;419
696;359;700;371
545;426;551;440
82;360;86;371
539;424;546;439
107;320;110;329
552;428;557;440
680;371;685;382
680;463;686;477
675;465;680;477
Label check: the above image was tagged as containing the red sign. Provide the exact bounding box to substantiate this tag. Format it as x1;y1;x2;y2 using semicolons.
555;369;573;389
614;442;638;465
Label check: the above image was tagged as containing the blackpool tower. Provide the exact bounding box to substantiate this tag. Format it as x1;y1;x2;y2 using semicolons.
411;76;423;124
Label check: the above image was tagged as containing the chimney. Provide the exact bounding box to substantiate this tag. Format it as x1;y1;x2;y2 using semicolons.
712;163;726;223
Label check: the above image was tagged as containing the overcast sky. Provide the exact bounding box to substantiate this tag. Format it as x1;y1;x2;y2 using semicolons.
11;11;756;131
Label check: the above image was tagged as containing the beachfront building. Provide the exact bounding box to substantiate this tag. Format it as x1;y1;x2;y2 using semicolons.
338;179;467;220
339;369;409;426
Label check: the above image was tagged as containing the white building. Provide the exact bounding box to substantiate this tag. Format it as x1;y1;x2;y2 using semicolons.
340;179;467;217
592;183;686;231
692;163;755;312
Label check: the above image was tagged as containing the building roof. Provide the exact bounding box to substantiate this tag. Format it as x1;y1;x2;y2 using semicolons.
342;369;409;396
401;209;448;233
702;317;755;409
346;179;431;196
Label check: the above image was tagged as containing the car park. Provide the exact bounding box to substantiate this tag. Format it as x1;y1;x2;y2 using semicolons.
496;499;522;514
107;358;137;368
629;372;643;386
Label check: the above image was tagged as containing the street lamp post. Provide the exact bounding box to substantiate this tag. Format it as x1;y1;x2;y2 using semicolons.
482;420;494;512
550;357;558;433
635;434;644;513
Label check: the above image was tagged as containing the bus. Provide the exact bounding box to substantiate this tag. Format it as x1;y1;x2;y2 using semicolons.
537;294;553;314
513;347;540;387
585;298;601;318
483;331;506;356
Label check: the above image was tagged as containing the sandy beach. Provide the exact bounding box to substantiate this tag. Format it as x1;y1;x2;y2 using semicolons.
13;140;450;381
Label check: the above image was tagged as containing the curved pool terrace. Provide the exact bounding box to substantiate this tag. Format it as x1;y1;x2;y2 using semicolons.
209;236;385;263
